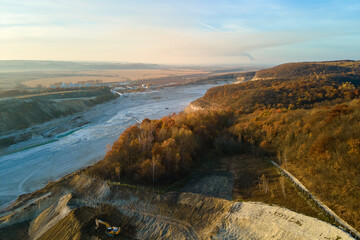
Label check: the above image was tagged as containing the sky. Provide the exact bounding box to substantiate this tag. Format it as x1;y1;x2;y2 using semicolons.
0;0;359;65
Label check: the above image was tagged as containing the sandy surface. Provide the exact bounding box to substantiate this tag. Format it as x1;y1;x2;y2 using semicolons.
213;201;353;240
0;170;354;239
0;83;222;208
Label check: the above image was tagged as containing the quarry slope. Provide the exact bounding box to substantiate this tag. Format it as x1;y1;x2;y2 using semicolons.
0;170;353;240
0;88;117;148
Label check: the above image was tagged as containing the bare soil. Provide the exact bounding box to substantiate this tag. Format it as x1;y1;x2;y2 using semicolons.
220;154;325;219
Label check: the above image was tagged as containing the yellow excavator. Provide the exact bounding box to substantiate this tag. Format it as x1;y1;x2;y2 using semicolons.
95;218;121;237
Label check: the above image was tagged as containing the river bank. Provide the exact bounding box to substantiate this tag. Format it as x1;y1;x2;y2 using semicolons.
0;83;223;208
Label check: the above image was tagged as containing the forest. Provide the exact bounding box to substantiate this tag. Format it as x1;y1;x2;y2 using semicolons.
86;110;236;183
254;60;360;80
196;69;360;112
85;60;360;230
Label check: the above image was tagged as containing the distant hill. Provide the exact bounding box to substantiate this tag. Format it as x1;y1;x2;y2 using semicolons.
193;60;360;112
253;60;360;81
0;60;161;72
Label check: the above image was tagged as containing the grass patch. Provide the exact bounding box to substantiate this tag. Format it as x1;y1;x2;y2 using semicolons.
219;154;327;221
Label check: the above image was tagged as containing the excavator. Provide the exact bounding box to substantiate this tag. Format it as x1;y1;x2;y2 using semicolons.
95;218;121;237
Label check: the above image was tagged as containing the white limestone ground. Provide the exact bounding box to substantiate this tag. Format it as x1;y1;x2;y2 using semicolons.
28;192;353;240
0;172;354;239
213;202;352;240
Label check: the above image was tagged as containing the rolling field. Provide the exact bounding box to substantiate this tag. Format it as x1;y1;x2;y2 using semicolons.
21;69;211;87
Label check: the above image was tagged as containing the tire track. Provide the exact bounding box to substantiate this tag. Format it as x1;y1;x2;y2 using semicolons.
116;205;200;240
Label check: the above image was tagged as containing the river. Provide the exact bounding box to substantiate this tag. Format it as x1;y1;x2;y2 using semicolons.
0;83;221;208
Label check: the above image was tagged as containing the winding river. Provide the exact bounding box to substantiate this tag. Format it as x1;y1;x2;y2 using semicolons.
0;83;221;208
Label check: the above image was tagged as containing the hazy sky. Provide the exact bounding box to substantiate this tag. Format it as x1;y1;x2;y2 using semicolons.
1;0;359;65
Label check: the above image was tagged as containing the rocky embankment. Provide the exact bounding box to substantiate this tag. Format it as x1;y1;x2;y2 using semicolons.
0;170;354;240
185;103;204;112
234;71;256;82
0;89;117;148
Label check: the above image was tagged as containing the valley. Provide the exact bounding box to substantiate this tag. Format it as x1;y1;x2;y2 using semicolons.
0;83;224;209
1;60;359;239
2;0;359;239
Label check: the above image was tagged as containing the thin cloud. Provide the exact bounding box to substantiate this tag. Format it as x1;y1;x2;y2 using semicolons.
193;21;219;32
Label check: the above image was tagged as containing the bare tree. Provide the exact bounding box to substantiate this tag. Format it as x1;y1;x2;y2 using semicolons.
115;165;121;180
139;123;154;156
280;176;286;198
278;150;288;169
259;174;269;194
152;155;159;183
